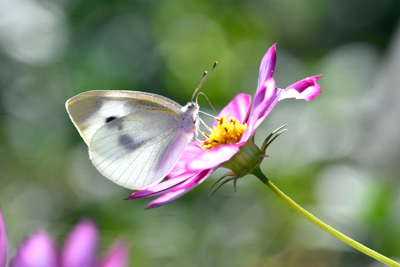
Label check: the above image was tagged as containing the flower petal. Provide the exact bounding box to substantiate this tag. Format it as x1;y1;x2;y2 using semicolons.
214;93;251;126
258;43;277;88
147;169;214;209
187;143;242;171
279;75;322;101
0;210;6;267
166;143;205;177
99;240;129;267
61;219;98;267
242;78;278;141
11;231;58;267
125;172;195;200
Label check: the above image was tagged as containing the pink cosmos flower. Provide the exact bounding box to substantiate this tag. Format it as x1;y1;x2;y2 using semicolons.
0;209;129;267
127;43;322;208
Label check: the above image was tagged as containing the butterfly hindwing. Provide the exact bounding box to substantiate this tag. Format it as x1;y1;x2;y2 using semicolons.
89;110;189;189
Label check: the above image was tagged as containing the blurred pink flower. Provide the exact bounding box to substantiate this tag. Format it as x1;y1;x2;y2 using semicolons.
127;43;322;208
0;211;6;267
0;209;129;267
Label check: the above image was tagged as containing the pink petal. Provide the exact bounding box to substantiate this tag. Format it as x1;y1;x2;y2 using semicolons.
125;172;195;199
147;169;214;209
279;75;322;101
166;143;205;178
0;210;6;267
242;78;278;141
99;240;129;267
258;43;277;88
213;93;251;126
61;219;98;267
187;143;243;171
11;231;58;267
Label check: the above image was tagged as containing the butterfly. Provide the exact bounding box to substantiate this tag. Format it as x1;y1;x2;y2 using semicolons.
66;90;200;190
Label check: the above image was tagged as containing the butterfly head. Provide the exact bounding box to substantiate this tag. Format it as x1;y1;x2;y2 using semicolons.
181;101;200;139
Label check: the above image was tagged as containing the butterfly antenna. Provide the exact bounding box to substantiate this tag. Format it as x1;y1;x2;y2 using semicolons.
191;62;218;102
191;71;207;103
196;92;218;115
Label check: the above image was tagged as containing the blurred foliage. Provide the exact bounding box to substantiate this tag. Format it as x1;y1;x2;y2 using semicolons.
1;0;400;266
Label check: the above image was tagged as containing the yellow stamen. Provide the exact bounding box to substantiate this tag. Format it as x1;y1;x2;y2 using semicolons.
201;116;247;150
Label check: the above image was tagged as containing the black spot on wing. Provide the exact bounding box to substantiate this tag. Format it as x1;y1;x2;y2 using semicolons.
118;134;146;151
106;116;124;131
105;116;117;123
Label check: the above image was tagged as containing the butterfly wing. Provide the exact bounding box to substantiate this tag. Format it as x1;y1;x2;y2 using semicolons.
66;90;191;189
66;90;184;145
89;110;189;189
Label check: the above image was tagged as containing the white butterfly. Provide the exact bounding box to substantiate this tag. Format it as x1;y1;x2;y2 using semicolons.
66;90;199;190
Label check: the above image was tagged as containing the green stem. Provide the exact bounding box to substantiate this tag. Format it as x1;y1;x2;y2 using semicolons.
253;168;400;267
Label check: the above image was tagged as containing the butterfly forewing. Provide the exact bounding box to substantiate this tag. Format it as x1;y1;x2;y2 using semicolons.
66;90;183;145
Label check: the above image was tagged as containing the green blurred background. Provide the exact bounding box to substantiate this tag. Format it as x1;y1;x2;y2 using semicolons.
1;0;400;266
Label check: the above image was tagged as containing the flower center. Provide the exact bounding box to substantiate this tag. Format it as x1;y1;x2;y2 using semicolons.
201;116;247;150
